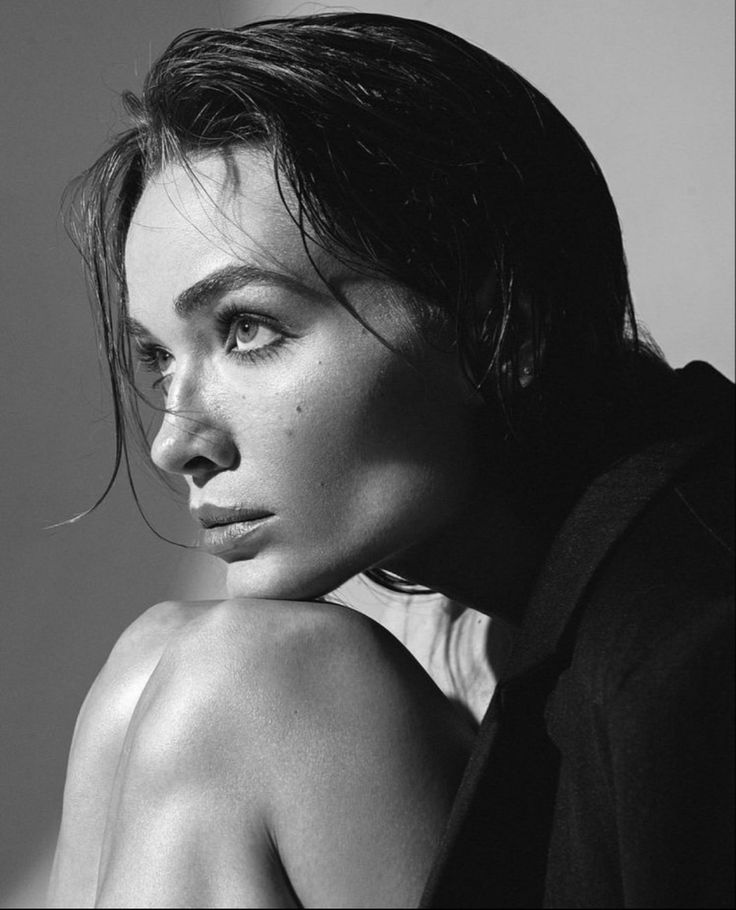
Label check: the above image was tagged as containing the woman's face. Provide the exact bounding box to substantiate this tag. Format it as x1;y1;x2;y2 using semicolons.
124;148;483;600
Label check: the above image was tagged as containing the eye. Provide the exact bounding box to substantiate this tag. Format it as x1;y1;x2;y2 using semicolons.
135;343;173;376
226;314;281;356
152;348;173;373
133;342;175;397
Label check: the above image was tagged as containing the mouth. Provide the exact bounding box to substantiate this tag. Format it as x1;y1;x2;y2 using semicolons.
194;506;274;559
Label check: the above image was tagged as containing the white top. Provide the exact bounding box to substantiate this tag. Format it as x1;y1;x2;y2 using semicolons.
333;576;511;725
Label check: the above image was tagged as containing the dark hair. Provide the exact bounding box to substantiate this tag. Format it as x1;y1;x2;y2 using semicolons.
65;12;652;558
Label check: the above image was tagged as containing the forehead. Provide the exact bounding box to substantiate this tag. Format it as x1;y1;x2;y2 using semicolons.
124;148;327;310
123;147;437;354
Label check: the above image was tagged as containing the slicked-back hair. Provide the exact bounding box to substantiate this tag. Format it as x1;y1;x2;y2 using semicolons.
66;12;649;534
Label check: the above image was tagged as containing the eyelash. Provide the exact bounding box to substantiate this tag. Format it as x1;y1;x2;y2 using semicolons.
133;308;287;387
135;346;172;390
215;305;287;363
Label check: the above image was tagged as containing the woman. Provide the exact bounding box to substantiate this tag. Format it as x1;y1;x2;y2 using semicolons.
48;13;734;909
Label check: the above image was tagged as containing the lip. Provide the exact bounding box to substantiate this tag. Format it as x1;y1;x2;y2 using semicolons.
194;506;274;559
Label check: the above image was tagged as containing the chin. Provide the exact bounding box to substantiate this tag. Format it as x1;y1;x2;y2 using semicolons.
224;558;344;603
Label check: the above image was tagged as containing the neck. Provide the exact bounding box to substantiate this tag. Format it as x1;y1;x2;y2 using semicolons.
395;356;679;621
384;478;575;627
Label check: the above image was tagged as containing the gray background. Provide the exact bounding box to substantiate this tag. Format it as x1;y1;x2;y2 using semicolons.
1;1;733;905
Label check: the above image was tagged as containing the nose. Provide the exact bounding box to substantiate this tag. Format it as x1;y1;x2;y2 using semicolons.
150;406;238;481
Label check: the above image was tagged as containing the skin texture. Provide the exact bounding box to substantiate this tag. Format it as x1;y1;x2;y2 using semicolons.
49;600;474;908
48;149;494;907
47;600;213;907
124;148;487;602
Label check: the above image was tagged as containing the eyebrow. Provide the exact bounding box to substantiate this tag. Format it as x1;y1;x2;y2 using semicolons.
174;263;319;317
124;262;322;339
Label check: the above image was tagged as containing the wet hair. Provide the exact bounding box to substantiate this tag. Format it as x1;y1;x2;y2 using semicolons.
65;12;655;570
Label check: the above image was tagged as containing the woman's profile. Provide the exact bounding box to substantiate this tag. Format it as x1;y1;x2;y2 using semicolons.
47;13;734;909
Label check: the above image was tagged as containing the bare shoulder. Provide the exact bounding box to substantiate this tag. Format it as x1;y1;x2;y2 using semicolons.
104;598;216;672
143;597;471;737
75;600;212;745
103;598;474;907
66;599;220;814
47;600;214;908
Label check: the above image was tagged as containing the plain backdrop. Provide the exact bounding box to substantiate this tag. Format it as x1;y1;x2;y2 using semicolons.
1;1;733;905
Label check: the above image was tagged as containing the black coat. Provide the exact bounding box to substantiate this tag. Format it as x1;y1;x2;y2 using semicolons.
421;362;734;909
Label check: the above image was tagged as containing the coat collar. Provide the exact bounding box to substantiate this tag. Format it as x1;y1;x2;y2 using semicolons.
502;361;733;684
501;431;714;684
420;362;733;908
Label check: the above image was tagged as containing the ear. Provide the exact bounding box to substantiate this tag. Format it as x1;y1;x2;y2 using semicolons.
470;268;539;392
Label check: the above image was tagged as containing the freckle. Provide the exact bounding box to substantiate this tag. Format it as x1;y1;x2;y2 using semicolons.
286;428;295;438
296;404;303;413
319;481;326;488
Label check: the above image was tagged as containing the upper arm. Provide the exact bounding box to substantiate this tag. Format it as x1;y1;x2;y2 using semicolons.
271;610;473;907
608;600;734;908
94;600;473;909
48;600;212;909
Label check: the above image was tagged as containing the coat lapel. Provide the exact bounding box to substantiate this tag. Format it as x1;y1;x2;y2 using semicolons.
420;428;716;908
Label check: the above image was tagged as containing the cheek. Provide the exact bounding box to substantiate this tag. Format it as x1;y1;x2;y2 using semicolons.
229;349;472;518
